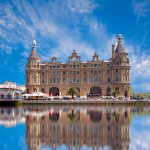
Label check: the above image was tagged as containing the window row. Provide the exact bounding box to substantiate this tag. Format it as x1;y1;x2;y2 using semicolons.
46;77;102;84
41;63;102;69
41;70;102;76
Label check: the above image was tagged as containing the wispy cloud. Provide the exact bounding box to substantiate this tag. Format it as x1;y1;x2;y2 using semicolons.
125;43;150;92
67;0;98;13
0;0;99;58
133;0;150;22
0;0;150;92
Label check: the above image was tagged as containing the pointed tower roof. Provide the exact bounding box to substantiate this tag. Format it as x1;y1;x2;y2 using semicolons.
69;50;80;58
30;40;39;58
93;52;98;57
115;34;127;53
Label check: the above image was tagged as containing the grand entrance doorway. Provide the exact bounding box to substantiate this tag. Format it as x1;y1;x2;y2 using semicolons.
90;86;102;96
49;87;59;96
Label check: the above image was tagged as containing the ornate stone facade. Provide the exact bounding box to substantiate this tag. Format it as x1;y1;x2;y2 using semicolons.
26;34;130;97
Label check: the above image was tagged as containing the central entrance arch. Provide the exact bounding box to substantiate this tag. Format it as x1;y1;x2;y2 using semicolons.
49;87;59;96
90;86;102;96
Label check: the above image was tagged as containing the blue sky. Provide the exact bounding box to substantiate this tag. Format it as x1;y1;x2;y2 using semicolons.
0;0;150;93
0;124;27;150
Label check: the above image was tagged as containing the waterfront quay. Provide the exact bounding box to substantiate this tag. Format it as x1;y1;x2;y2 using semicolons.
0;99;150;106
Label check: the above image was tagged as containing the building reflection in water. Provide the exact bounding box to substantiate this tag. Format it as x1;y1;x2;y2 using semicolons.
0;107;25;127
26;107;130;150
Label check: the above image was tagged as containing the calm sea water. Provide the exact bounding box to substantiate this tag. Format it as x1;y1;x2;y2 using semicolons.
0;106;149;150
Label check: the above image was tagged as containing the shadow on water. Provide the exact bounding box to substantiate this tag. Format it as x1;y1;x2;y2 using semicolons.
0;105;150;150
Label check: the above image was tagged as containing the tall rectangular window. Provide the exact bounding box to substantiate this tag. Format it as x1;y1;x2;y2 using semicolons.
83;78;87;82
90;77;93;82
116;75;119;81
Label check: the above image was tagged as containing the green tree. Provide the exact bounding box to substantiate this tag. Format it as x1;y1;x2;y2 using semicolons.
138;93;144;100
111;88;120;98
112;89;117;98
67;87;79;99
129;86;134;97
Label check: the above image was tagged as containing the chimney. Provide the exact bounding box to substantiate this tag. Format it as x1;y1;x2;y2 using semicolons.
52;57;57;63
112;44;115;58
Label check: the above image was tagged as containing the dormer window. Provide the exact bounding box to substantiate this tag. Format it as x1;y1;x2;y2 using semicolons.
52;57;57;63
72;57;77;62
92;52;99;61
69;50;80;62
94;57;97;61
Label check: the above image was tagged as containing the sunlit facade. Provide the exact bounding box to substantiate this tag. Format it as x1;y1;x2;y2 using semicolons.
0;81;26;99
26;34;130;97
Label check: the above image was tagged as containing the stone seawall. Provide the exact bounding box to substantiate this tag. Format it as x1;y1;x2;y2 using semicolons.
0;99;150;106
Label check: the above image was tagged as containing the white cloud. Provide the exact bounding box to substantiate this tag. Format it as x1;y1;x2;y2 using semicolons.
0;44;12;54
0;0;150;92
0;19;4;25
20;51;30;58
0;0;99;58
130;54;150;78
67;0;98;13
125;43;150;92
133;0;150;22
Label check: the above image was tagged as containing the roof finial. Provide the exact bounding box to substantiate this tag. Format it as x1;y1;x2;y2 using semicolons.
118;34;123;43
30;40;38;58
32;40;36;49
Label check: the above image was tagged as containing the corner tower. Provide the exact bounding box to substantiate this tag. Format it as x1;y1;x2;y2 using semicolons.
112;34;130;97
26;40;41;93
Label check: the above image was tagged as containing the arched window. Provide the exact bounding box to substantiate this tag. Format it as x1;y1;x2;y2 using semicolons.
49;87;59;96
90;86;102;96
33;88;37;92
125;74;128;82
33;73;37;84
41;88;45;93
